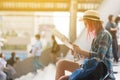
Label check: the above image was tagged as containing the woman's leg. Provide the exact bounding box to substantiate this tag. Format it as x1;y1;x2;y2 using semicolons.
55;59;80;80
58;75;70;80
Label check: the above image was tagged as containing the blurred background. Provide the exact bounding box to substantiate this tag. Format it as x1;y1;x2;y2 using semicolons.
0;0;105;60
0;0;120;80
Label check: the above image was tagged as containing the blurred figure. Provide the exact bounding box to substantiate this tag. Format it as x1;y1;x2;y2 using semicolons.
105;15;119;63
50;35;60;64
115;16;120;39
32;34;44;74
0;53;7;80
7;52;16;67
16;57;20;63
6;52;16;80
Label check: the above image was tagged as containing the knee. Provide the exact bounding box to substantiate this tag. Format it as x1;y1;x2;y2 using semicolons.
56;59;68;67
58;75;69;80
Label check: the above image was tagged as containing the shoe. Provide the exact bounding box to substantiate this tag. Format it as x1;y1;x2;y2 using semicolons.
113;71;118;74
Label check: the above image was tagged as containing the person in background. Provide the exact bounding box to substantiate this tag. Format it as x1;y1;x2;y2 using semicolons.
6;52;16;80
50;35;60;64
15;57;20;63
0;53;7;80
115;16;120;39
7;52;16;67
32;34;44;74
55;10;115;80
106;15;119;63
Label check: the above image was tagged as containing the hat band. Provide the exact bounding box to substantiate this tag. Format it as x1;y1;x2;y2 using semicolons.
83;15;100;20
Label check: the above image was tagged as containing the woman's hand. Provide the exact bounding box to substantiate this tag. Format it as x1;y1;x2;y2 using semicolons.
70;44;81;55
74;44;81;54
70;43;90;58
71;44;82;62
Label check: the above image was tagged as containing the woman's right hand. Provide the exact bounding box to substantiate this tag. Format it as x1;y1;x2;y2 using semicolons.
71;44;81;55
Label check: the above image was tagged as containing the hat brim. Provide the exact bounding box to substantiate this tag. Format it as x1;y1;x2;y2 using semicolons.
79;17;103;22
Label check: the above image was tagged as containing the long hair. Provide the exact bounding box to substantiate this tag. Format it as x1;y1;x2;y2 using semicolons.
85;19;103;38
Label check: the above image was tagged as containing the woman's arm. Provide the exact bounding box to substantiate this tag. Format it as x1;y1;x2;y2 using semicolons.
72;45;90;58
110;27;117;31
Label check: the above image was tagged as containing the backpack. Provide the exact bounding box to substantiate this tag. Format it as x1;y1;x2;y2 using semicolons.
68;58;108;80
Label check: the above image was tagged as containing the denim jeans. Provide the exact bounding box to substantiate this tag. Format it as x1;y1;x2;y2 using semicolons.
33;56;44;72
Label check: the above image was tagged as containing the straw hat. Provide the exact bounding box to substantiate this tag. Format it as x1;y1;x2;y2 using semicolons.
83;10;102;21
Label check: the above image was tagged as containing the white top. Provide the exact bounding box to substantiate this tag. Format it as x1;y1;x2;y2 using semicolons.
32;40;42;56
0;58;7;72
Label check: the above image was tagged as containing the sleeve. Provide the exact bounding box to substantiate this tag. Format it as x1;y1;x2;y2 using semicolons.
90;33;111;59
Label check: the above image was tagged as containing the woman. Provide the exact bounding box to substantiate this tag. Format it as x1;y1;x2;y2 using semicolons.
55;10;115;80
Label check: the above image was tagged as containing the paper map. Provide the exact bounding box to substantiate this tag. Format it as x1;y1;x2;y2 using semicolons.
49;28;73;50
